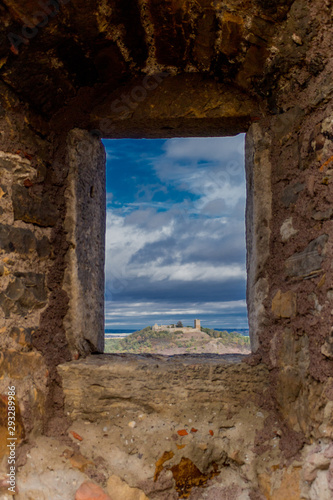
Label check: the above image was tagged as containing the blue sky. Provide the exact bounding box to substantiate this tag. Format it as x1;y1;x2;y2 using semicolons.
103;136;248;331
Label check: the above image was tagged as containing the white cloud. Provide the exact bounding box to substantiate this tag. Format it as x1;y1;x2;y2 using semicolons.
104;136;247;328
163;136;245;162
134;262;245;282
152;136;246;211
105;300;247;318
104;299;248;330
105;211;173;273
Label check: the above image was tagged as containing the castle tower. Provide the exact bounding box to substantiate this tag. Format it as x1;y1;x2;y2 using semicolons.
194;319;201;330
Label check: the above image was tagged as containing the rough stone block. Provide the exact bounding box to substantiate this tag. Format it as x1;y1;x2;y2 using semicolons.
12;184;58;227
9;326;33;351
0;223;50;256
260;467;301;500
193;9;217;69
220;12;244;57
280;217;298;242
0;223;34;254
272;290;297;318
0;152;35;182
280;182;305;207
63;129;106;355
245;123;272;352
107;475;149;500
312;207;333;221
285;235;328;278
309;470;332;500
58;354;269;420
0;349;45;380
273;107;305;141
0;273;47;318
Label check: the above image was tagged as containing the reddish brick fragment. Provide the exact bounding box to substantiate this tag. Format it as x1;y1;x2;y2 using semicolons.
177;429;188;436
75;481;111;499
71;431;83;441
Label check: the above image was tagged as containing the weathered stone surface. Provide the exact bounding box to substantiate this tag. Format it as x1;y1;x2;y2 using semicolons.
36;236;51;258
75;481;111;500
0;272;47;317
220;12;244;57
12;184;58;227
0;184;8;199
0;152;35;182
301;441;333;500
280;217;298;242
63;129;106;355
192;9;217;70
273;107;305;141
309;470;332;500
0;223;50;257
0;0;290;118
58;354;269;420
0;349;47;443
93;75;259;138
189;482;248;500
56;354;277;499
285;235;328;278
280;182;305;207
0;223;35;254
9;326;33;351
12;436;89;499
69;453;93;472
272;290;297;319
246;124;272;352
303;442;332;483
321;329;333;360
260;467;301;500
0;349;45;380
107;475;148;500
312;208;333;221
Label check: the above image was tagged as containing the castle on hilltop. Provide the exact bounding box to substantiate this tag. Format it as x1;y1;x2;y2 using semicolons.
152;319;201;331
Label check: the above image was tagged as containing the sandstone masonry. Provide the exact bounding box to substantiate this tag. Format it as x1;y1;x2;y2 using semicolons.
0;0;332;498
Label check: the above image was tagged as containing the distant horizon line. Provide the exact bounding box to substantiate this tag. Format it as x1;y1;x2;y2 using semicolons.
105;326;249;332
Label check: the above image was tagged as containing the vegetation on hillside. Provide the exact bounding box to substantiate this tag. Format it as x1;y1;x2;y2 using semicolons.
200;327;250;346
104;326;250;354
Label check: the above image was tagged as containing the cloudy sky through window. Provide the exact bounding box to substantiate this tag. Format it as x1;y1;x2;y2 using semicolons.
103;135;248;331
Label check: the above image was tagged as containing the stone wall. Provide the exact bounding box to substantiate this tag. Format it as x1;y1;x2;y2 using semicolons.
63;129;106;356
0;0;332;498
0;85;53;457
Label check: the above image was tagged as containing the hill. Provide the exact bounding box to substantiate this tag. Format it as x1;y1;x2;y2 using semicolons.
104;326;250;355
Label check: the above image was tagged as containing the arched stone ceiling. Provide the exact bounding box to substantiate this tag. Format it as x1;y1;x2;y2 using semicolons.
0;0;296;118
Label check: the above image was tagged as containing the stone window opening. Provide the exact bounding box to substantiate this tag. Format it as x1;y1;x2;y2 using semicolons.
62;127;266;359
102;136;250;357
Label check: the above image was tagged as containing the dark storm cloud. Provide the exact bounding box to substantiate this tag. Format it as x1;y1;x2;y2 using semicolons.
105;274;246;303
129;229;245;267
